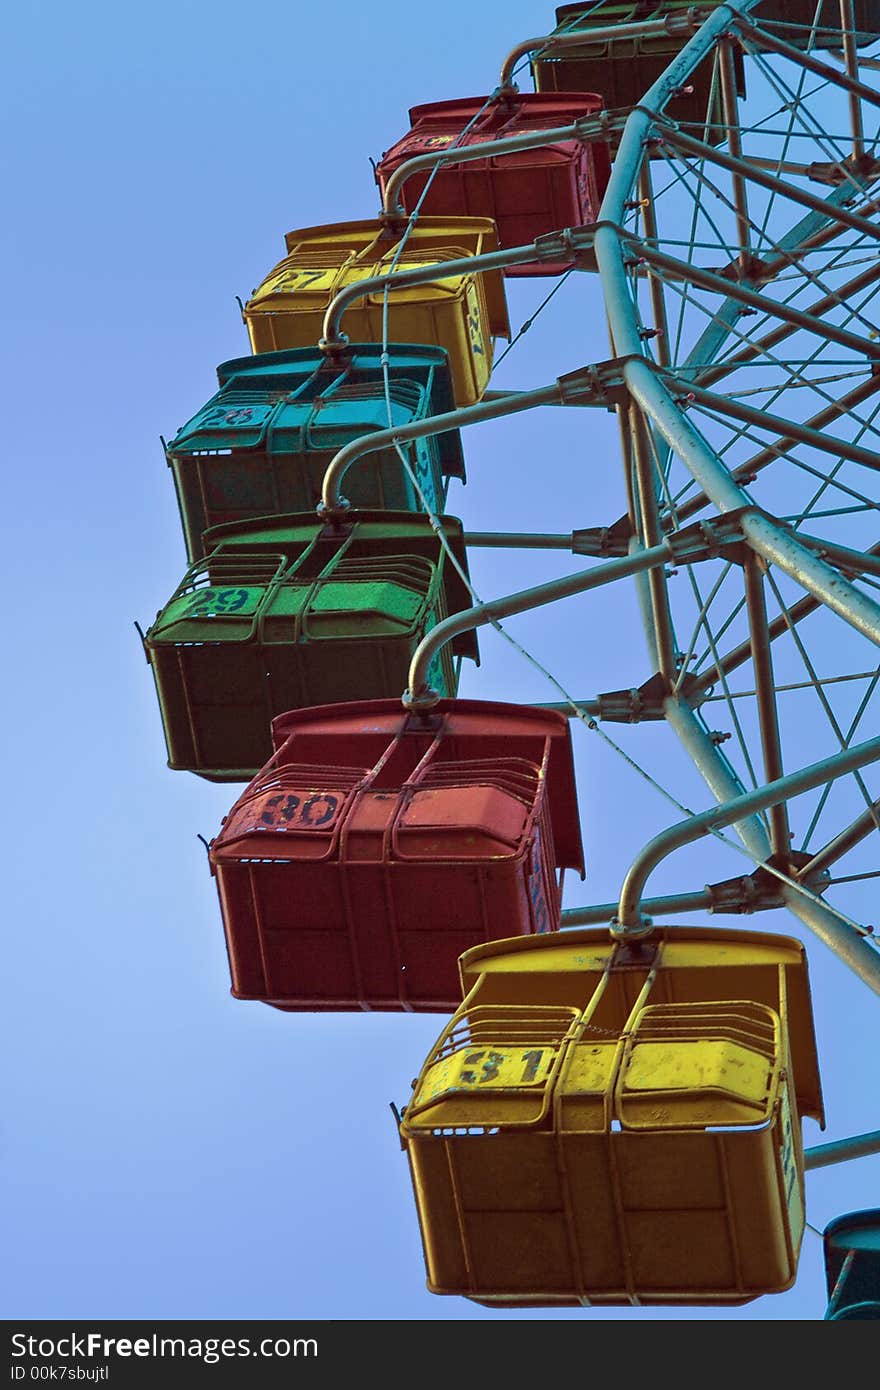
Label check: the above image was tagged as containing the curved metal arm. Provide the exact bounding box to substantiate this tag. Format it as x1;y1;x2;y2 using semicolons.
404;540;677;709
319;242;534;351
318;382;563;517
614;733;880;993
382;119;598;217
498;8;711;91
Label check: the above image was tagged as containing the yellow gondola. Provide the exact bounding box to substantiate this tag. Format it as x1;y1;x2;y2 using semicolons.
401;924;824;1307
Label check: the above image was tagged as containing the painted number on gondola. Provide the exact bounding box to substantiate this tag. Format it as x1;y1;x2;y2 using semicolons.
460;1049;547;1085
779;1082;804;1238
465;281;485;359
284;269;333;291
262;267;336;297
467;309;484;356
184;587;252;615
288;270;330;290
227;789;347;839
424;1047;551;1099
258;793;340;828
194;403;275;436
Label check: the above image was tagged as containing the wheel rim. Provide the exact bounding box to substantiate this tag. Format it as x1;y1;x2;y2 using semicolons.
581;0;880;972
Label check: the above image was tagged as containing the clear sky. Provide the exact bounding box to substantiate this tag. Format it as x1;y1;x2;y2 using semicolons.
2;0;878;1324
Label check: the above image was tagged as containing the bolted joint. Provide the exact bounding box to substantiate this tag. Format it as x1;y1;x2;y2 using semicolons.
593;109;626;141
596;673;669;723
401;684;440;713
675;670;708;709
698;519;724;558
665;6;710;37
557;358;630;409
378;207;408;229
706;850;827;917
799;865;833;896
533;224;598;267
315;495;351;526
609;914;655;943
807;156;880;187
705;873;783;915
706;254;772;285
664;512;750;567
807;160;851;187
317;333;350;355
755;850;829;896
573;114;608;145
571;515;634;558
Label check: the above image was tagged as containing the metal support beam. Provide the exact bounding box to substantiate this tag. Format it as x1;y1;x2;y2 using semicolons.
637;163;671;370
560;871;787;926
563;890;717;926
799;797;880;878
793;533;880;581
739;509;880;652
531;695;600;717
840;0;866;161
663;693;772;860
744;553;791;858
318;358;628;514
718;36;752;269
804;1129;880;1171
320;222;607;351
631;406;678;681
462;532;575;550
758;186;880;280
692;590;818;695
597;355;880;656
535;698;601;718
675;186;880;390
595;5;760;362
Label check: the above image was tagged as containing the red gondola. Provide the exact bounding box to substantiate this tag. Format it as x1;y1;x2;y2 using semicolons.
375;92;611;275
209;699;585;1012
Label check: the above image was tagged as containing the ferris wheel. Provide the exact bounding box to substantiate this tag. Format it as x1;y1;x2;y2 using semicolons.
144;0;880;1316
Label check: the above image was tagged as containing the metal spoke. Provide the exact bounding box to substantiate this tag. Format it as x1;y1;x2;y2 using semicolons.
762;565;880;848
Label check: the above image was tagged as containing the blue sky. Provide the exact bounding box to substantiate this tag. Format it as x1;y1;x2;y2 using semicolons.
2;0;878;1323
